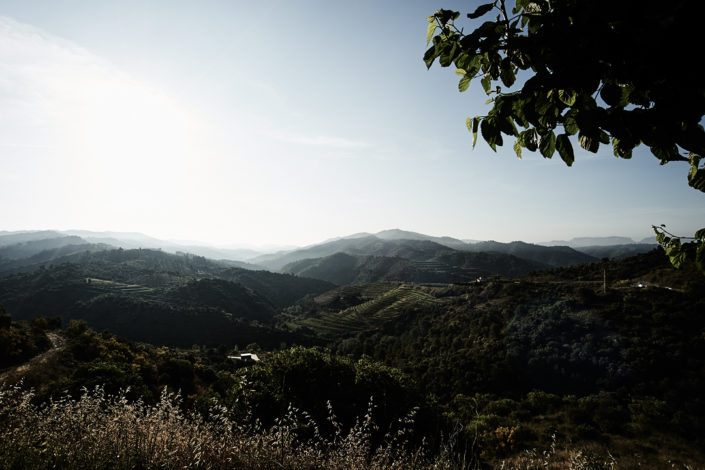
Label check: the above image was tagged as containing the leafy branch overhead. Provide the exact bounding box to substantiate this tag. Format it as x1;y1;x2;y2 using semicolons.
425;0;705;273
654;225;705;274
424;0;705;174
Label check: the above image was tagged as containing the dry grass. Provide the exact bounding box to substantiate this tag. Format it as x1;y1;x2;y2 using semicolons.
3;383;697;469
0;383;448;470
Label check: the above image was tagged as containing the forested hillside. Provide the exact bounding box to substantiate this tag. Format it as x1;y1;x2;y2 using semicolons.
0;249;333;347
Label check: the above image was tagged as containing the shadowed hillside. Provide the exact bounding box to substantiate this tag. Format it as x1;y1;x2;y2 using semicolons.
0;248;333;347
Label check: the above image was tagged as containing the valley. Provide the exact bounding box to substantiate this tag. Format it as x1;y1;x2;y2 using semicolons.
0;229;703;468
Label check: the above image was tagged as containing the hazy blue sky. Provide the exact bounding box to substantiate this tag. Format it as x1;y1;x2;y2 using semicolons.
1;1;702;247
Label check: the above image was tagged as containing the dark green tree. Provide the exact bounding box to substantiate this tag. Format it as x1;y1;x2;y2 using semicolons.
424;0;705;272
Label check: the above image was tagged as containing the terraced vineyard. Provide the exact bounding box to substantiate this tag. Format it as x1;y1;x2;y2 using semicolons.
300;283;444;339
313;282;399;304
411;260;481;281
83;278;158;299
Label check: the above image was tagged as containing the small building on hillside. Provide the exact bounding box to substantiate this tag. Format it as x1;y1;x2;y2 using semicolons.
227;353;260;363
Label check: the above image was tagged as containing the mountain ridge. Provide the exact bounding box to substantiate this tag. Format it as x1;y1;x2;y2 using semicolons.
1;229;660;274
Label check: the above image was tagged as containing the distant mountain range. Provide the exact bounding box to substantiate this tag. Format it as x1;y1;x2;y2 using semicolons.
0;228;668;347
0;229;660;283
282;251;548;285
0;230;266;273
540;236;657;247
463;240;595;267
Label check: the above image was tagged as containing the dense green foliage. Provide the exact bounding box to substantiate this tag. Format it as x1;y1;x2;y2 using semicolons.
0;309;54;368
280;252;705;463
226;346;424;438
425;0;704;166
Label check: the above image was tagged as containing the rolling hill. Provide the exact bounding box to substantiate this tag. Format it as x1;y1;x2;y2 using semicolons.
573;243;658;260
0;248;333;347
463;240;597;267
0;229;269;267
250;235;456;271
253;231;605;273
282;250;549;285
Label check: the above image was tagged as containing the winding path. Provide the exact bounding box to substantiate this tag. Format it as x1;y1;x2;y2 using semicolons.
0;332;65;383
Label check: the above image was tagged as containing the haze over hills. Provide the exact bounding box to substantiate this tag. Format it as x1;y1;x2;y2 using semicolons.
575;243;661;260
281;251;549;285
463;240;596;267
0;230;266;272
251;236;466;272
250;230;598;272
0;228;660;278
63;230;268;262
541;235;657;247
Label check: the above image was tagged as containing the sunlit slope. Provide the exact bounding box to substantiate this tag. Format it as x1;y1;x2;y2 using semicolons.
293;283;443;339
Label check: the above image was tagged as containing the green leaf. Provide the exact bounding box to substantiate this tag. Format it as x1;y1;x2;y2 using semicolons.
439;43;456;67
578;132;599;153
651;145;682;164
515;0;530;12
470;116;480;148
653;226;667;245
599;130;610;144
519;129;538;152
423;45;439;68
688;164;705;192
612;137;632;159
481;75;492;94
467;3;494;19
513;140;523;159
500;59;516;87
555;134;574;166
434;9;460;27
600;83;622;107
563;115;579;135
455;68;466;76
539;131;556;158
458;75;471;92
665;239;686;268
696;243;705;275
426;21;436;45
500;68;515;88
557;89;576;106
535;94;554;122
481;117;501;151
499;116;518;136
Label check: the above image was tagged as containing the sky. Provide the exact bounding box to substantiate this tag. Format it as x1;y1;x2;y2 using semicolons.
0;0;703;248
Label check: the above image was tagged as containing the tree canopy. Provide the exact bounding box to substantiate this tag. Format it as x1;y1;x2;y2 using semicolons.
424;0;705;272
